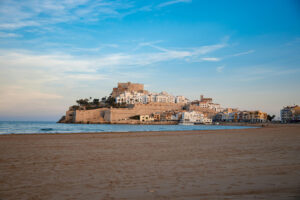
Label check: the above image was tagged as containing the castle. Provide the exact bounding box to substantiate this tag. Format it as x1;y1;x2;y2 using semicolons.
58;82;268;124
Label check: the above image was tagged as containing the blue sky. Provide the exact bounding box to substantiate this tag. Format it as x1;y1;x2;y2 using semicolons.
0;0;299;120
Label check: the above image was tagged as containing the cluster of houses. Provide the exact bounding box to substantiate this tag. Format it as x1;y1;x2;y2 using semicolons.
189;95;223;112
214;109;268;123
112;82;272;124
139;110;213;124
280;105;300;123
115;91;189;104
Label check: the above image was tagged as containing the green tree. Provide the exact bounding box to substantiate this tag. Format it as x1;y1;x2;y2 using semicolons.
105;96;116;107
76;98;89;106
267;115;275;122
93;98;99;105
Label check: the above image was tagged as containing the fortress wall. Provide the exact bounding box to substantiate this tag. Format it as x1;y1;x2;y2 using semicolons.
110;108;138;122
74;103;185;123
75;108;108;123
103;110;111;122
133;102;184;111
110;103;185;122
65;110;75;122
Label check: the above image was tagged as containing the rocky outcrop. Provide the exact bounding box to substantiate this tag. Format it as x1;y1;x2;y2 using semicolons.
57;116;66;123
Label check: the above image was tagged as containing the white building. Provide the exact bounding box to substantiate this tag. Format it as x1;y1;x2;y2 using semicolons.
281;105;300;123
181;111;203;123
115;91;188;104
175;95;189;104
208;103;223;112
179;111;212;124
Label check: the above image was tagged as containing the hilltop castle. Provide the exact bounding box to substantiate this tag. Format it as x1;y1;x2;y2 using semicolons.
111;82;147;98
58;82;267;124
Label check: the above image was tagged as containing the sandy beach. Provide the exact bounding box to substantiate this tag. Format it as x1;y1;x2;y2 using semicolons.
0;124;300;200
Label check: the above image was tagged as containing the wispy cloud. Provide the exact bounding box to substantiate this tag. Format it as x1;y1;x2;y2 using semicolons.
137;42;225;63
0;0;134;30
202;57;220;62
0;0;195;31
0;31;21;38
220;49;255;60
231;50;255;57
216;65;225;73
158;0;192;8
0;40;225;72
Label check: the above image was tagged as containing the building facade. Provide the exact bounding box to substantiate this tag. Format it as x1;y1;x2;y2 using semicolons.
115;91;188;105
281;105;300;123
179;111;212;124
214;110;267;123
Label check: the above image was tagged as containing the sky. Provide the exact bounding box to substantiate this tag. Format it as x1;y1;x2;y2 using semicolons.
0;0;299;121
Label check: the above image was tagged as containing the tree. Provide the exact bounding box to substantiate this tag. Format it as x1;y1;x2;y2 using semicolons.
76;98;89;106
105;96;116;107
93;98;99;105
267;115;275;122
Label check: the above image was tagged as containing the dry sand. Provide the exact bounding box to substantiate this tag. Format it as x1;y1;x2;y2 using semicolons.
0;124;300;200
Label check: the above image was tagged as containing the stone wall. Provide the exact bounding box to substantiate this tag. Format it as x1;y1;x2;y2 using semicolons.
75;108;108;123
110;103;185;122
65;110;75;123
73;102;185;124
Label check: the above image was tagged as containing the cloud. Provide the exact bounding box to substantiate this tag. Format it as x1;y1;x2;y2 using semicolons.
231;50;255;57
158;0;192;8
202;57;220;62
137;42;225;64
193;44;226;55
0;31;21;38
0;40;226;73
0;0;135;30
216;65;225;73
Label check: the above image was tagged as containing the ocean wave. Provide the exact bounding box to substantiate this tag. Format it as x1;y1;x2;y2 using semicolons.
40;128;54;131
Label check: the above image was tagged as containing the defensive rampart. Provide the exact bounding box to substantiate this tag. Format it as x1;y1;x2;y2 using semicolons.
109;103;184;122
73;103;185;123
75;108;109;123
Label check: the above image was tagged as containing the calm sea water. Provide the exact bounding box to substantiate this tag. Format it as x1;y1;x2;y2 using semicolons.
0;121;257;135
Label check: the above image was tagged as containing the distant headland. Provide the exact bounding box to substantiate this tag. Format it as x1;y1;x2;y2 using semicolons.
58;82;271;125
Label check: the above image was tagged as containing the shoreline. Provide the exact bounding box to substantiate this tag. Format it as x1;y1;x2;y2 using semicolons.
0;124;261;136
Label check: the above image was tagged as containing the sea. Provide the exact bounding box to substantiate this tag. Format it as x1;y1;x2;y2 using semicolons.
0;121;257;135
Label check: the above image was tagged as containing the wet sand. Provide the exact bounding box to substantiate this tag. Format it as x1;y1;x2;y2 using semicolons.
0;124;300;200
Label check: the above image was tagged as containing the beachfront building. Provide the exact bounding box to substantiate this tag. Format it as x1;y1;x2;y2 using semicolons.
153;113;161;121
202;117;213;124
214;110;267;123
214;110;236;122
248;111;267;123
115;91;188;105
179;111;212;124
281;105;300;123
180;111;204;123
140;115;154;122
